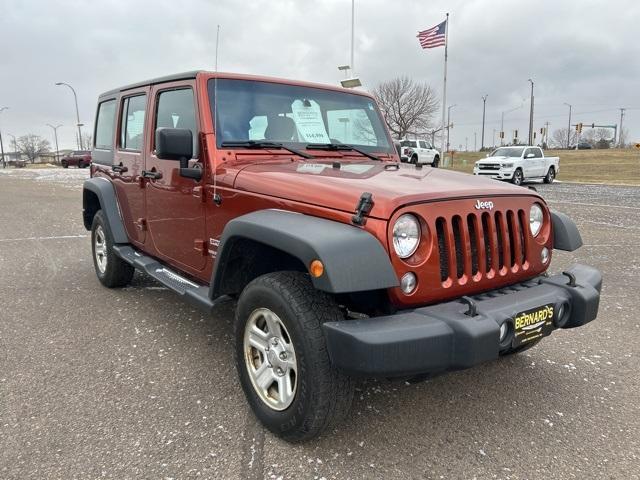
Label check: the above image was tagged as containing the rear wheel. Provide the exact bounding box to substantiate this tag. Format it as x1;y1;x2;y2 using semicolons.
544;166;555;184
511;168;524;186
91;210;134;288
235;271;354;442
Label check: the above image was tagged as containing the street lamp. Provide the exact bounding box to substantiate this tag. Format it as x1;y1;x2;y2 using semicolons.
46;124;63;164
55;82;83;149
563;102;572;149
528;78;534;145
481;94;488;150
0;106;8;169
446;104;456;152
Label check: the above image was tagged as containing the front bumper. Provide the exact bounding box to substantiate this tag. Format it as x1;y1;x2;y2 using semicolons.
473;167;514;180
323;264;602;377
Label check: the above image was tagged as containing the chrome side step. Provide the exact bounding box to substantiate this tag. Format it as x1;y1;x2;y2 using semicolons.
113;245;230;313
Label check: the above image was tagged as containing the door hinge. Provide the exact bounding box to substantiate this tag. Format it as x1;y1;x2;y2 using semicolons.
194;239;207;255
136;218;147;231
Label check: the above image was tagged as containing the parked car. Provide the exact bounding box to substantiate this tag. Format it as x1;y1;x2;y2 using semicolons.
61;150;92;168
473;146;560;185
399;139;440;167
569;142;592;150
83;71;601;441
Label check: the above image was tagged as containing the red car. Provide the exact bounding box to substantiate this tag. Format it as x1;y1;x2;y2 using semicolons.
61;150;91;168
82;71;601;441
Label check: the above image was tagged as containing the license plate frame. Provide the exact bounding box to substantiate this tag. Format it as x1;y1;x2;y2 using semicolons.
513;304;555;347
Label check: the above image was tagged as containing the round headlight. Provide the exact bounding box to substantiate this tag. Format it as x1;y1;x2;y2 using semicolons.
393;214;421;259
529;203;544;237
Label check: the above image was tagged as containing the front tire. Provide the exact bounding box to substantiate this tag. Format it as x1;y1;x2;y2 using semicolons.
61;161;68;169
410;154;418;164
91;210;134;288
511;168;524;186
544;166;555;184
432;155;440;168
235;272;354;442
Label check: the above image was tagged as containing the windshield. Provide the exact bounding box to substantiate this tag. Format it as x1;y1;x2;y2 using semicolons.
208;79;393;153
400;140;417;148
490;147;524;158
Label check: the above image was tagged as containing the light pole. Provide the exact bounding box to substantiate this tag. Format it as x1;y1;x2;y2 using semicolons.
350;0;355;77
527;78;534;145
563;102;572;149
55;82;83;149
0;106;8;168
46;124;62;164
7;133;17;164
446;104;456;153
481;94;488;150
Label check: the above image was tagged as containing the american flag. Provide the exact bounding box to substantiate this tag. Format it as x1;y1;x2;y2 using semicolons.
417;20;447;49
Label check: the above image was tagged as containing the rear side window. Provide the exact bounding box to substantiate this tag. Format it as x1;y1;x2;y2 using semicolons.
120;94;147;151
155;88;197;155
95;99;116;150
419;141;428;148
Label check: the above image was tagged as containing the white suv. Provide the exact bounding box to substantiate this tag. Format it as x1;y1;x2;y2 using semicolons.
399;139;440;167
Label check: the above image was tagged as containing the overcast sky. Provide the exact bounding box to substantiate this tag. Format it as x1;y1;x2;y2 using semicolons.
1;0;638;151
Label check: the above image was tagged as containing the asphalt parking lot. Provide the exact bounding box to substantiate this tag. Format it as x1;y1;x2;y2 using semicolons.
1;169;638;479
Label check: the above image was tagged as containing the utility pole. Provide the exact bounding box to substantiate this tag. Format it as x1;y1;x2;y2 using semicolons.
465;136;468;151
493;128;496;148
481;94;488;150
618;108;626;147
564;103;572;148
527;78;534;145
544;121;550;147
46;124;62;164
474;132;477;152
0;107;8;168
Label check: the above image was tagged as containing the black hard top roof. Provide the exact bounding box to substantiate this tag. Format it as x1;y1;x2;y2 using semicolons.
98;70;203;98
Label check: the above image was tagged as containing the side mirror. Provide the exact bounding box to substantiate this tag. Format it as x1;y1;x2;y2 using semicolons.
526;153;535;158
155;128;201;181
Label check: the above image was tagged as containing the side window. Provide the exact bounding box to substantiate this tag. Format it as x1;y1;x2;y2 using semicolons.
524;148;533;158
534;148;543;158
155;88;197;155
120;94;147;151
95;99;116;150
419;141;428;148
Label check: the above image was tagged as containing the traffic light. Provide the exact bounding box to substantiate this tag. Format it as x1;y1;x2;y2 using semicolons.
540;128;544;134
576;123;583;133
514;129;518;138
499;131;504;139
591;123;595;128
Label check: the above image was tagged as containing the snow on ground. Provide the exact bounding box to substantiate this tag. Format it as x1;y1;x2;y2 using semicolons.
0;167;89;189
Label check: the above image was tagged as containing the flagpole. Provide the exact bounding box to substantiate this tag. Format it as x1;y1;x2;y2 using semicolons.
440;13;449;165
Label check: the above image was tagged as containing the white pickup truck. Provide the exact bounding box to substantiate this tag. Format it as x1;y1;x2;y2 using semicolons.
473;146;559;185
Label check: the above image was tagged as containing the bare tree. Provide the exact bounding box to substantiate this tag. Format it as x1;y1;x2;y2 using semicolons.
551;128;576;148
17;134;50;163
581;129;596;146
594;128;611;142
81;134;93;151
372;76;439;139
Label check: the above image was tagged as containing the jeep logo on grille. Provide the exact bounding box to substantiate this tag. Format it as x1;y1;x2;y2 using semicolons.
474;200;494;210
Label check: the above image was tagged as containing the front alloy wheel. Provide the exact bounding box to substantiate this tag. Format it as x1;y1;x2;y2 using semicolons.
512;169;524;186
244;308;297;410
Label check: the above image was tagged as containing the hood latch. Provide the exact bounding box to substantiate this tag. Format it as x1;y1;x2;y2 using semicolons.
352;192;374;226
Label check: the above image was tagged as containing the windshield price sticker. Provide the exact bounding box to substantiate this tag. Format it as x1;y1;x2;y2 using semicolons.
291;99;330;143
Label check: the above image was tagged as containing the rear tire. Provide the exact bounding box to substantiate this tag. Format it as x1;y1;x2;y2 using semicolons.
511;168;524;186
235;271;354;442
91;210;134;288
544;166;555;184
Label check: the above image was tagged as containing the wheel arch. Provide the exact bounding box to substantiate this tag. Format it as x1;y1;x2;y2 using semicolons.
209;210;399;299
82;177;129;244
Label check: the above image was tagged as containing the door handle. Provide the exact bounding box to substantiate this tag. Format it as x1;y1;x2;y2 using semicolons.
141;169;162;180
111;163;128;173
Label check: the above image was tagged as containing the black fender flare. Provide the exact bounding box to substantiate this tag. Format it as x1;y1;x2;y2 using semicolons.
82;177;129;244
209;209;399;298
551;210;583;251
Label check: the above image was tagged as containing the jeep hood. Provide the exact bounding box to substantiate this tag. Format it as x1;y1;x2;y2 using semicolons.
234;160;537;220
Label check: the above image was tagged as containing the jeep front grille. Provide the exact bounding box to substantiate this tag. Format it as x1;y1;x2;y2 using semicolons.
436;209;528;283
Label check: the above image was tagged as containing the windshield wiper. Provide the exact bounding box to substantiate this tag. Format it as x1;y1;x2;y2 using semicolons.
305;143;381;161
220;140;314;159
